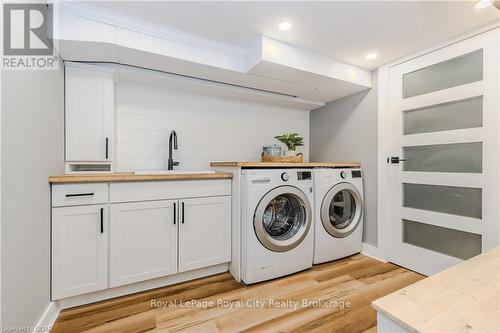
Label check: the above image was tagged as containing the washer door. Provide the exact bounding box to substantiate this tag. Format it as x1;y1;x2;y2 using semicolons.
254;186;312;252
321;183;363;238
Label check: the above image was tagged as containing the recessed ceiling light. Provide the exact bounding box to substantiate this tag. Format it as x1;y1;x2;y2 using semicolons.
365;53;378;60
278;21;292;31
473;0;492;9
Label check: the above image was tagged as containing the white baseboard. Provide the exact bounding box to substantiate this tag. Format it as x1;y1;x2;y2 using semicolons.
34;301;60;332
361;242;388;262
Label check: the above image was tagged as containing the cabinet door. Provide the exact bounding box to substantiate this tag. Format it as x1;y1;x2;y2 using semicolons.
65;64;113;162
179;196;231;272
52;205;108;299
109;200;178;287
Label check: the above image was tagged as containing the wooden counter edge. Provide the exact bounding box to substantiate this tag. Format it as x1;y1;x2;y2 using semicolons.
49;172;234;184
210;161;361;168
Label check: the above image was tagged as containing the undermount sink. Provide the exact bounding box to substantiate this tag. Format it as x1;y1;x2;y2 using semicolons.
134;170;216;175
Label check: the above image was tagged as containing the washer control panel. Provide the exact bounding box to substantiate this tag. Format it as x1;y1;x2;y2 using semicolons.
281;172;290;181
351;170;362;178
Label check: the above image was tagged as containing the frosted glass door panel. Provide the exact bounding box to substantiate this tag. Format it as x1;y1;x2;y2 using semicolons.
403;50;483;98
403;142;482;173
403;219;482;260
403;96;483;135
403;183;482;219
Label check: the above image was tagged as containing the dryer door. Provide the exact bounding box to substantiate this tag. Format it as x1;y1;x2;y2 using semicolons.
254;186;312;252
321;183;363;238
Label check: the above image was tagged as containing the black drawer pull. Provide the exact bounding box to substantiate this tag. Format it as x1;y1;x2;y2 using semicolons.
100;208;104;233
173;202;176;225
66;192;94;197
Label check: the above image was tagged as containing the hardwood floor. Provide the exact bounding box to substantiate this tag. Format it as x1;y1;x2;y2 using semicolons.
52;255;424;333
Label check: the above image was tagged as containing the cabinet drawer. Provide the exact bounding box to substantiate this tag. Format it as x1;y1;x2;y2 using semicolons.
110;180;231;203
52;183;108;207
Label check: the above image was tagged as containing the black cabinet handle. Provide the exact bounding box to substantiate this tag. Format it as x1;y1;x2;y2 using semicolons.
173;202;176;225
66;192;94;197
100;208;104;233
105;137;109;159
181;202;185;224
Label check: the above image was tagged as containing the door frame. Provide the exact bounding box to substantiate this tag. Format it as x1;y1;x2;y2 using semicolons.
377;22;500;263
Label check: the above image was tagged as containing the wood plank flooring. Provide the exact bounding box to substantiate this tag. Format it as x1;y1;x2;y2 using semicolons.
52;254;424;333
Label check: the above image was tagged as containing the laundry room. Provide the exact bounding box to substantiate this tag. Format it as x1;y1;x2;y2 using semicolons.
1;1;500;333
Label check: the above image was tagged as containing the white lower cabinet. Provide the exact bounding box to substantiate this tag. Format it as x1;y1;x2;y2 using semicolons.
52;204;108;299
51;180;232;300
109;200;178;287
179;196;231;272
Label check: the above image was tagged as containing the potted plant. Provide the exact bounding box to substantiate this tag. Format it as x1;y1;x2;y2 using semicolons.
274;133;304;156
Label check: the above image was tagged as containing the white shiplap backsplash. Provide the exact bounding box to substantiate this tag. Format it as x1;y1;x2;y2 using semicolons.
115;82;310;171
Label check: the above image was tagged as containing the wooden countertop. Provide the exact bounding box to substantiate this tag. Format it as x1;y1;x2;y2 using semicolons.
372;246;500;333
49;172;233;184
210;161;361;168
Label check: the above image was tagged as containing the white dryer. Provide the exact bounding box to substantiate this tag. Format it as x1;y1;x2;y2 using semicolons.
241;169;314;284
313;168;364;264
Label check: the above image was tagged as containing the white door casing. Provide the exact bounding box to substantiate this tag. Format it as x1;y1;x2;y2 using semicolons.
386;29;499;275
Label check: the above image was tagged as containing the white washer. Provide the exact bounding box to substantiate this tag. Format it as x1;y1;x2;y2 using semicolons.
313;168;364;264
241;169;314;284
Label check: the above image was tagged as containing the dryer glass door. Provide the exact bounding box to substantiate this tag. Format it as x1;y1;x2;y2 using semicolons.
321;183;363;238
254;186;312;252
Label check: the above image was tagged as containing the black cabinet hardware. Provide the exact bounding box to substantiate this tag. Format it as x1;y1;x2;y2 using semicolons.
66;192;94;197
181;202;185;224
173;202;176;224
100;208;104;233
387;156;406;164
105;137;109;159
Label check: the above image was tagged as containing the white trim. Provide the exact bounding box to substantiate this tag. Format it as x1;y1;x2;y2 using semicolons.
381;20;500;69
34;302;60;332
377;66;391;262
361;242;388;263
57;263;228;309
56;1;248;59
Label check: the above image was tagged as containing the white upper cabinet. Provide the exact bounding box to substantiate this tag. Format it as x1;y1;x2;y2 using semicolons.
65;63;114;162
179;196;231;273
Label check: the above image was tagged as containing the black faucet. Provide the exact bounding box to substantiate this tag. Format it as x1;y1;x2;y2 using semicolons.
168;130;179;170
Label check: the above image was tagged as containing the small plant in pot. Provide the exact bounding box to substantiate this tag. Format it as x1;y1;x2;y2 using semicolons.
274;133;304;156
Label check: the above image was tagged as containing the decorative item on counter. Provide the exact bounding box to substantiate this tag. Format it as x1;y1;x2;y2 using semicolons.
261;133;304;163
262;144;282;157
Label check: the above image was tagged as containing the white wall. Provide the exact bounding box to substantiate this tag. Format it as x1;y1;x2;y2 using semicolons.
310;70;378;246
115;82;310;171
1;65;65;326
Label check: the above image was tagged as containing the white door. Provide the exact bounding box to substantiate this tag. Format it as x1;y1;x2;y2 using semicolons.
52;204;108;299
388;29;499;275
65;63;114;162
179;196;231;272
109;200;178;287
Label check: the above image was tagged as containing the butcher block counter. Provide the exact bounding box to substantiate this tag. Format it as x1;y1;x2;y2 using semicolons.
210;161;361;168
372;246;500;333
48;172;233;184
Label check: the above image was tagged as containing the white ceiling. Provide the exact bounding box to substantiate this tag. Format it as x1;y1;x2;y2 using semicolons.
82;1;499;70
